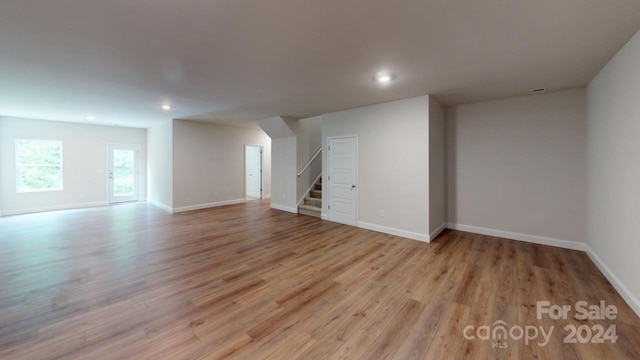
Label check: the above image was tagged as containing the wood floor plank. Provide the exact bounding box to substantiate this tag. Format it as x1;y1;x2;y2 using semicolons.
392;280;458;360
360;298;426;359
1;200;639;359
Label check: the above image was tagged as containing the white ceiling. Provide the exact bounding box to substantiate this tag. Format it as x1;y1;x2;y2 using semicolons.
1;0;639;128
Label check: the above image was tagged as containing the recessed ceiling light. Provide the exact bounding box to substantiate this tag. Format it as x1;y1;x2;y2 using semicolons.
162;105;172;110
375;72;396;84
86;115;95;121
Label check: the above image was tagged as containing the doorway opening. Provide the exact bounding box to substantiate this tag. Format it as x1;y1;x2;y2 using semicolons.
245;145;263;200
108;144;139;204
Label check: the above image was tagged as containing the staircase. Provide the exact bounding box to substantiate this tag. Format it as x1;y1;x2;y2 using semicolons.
298;178;322;218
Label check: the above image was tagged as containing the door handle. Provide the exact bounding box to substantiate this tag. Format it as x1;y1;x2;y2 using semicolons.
351;185;356;189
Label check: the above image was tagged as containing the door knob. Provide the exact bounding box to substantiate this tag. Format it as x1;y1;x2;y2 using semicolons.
351;185;356;189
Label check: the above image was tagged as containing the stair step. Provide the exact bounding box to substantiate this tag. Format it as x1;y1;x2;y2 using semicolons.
315;183;322;190
298;204;321;218
310;190;322;199
304;197;321;207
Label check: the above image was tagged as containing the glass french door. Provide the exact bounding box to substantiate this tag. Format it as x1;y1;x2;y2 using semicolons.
108;144;139;203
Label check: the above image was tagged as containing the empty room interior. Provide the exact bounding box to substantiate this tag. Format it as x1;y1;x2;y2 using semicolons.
1;1;640;359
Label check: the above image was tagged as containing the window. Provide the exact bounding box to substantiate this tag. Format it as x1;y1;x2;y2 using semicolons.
15;139;63;192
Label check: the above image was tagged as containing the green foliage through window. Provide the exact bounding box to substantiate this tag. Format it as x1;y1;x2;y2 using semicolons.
113;149;134;196
16;139;63;192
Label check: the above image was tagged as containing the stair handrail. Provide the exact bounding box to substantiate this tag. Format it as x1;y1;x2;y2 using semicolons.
297;147;322;177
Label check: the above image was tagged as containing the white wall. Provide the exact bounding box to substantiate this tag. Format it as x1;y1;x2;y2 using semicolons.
147;119;173;210
446;89;587;247
429;97;446;237
255;116;298;213
587;30;640;315
322;95;430;241
0;117;146;215
172;120;271;211
270;136;297;213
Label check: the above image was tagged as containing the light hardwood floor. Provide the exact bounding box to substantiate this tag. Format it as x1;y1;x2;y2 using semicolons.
1;200;639;359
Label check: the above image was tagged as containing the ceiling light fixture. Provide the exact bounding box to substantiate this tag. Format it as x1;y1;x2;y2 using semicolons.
86;115;95;121
375;72;395;84
162;104;172;110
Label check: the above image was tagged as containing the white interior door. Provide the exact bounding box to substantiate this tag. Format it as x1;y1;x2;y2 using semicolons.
245;145;263;199
108;144;139;203
328;136;357;225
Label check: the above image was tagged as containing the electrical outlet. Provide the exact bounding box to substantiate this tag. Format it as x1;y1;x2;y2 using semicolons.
379;210;385;218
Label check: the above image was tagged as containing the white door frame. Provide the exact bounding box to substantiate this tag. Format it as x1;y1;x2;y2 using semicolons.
327;135;358;226
244;144;264;200
107;143;140;204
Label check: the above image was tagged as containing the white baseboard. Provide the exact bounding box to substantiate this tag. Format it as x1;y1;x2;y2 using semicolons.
148;200;173;213
447;222;585;251
321;213;328;220
429;222;447;240
1;201;109;216
172;198;246;213
446;222;640;318
358;221;430;243
585;245;640;318
264;194;272;199
270;203;298;214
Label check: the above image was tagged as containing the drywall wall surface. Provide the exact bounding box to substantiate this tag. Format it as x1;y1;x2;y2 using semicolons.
256;116;295;138
172;120;271;209
270;136;297;212
322;95;430;238
0;116;147;215
446;89;587;244
147;119;173;209
587;30;640;311
429;97;446;235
